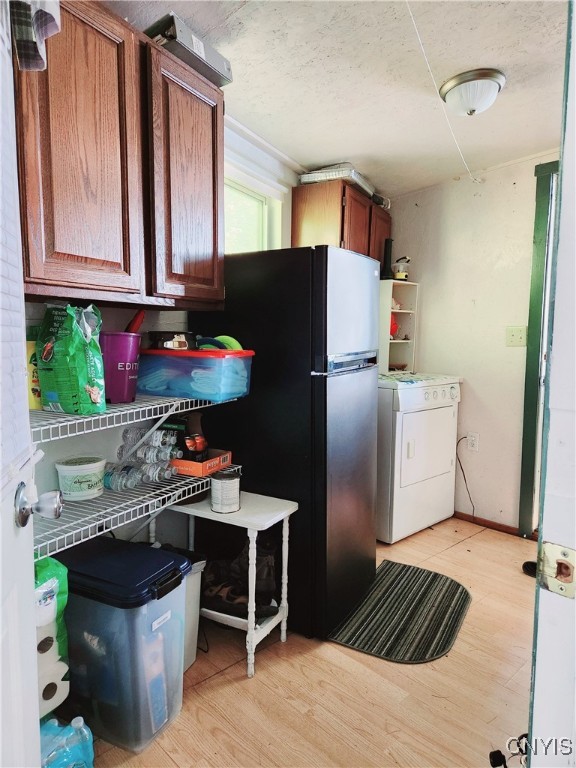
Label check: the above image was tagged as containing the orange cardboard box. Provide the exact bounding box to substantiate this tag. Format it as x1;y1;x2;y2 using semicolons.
171;448;232;478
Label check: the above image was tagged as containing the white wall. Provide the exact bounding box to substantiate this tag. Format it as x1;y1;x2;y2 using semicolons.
391;152;557;527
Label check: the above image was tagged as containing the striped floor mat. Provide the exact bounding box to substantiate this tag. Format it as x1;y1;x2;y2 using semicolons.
329;560;471;664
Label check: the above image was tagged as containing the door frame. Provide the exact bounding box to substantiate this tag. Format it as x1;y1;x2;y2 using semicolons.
528;3;574;763
518;161;559;538
0;2;41;764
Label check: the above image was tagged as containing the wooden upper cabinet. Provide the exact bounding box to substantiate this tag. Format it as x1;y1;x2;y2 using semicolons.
148;46;224;301
292;179;389;261
368;205;392;265
291;179;343;248
342;184;371;255
15;2;144;294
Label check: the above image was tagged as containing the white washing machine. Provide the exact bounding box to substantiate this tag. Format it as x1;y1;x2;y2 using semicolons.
376;372;461;544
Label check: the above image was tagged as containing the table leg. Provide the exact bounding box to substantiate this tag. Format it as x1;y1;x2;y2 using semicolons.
246;528;257;677
280;516;289;642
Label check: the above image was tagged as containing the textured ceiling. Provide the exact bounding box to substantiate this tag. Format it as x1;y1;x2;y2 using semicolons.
104;0;568;198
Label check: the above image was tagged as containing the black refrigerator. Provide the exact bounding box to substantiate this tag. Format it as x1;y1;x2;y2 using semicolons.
192;245;379;639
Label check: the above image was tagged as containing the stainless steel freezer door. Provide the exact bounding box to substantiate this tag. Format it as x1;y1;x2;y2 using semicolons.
324;364;378;632
326;247;380;360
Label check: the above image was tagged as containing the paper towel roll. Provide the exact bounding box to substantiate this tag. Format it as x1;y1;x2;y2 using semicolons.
36;620;67;670
37;643;60;669
38;659;69;718
36;620;58;654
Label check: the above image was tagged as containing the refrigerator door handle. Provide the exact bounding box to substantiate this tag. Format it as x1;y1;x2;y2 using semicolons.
312;363;378;378
324;351;378;374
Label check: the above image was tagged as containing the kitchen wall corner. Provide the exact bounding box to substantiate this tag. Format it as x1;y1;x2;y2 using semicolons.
390;151;559;528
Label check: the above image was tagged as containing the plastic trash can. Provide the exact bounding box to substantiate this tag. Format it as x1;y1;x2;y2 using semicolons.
55;537;191;753
157;545;206;670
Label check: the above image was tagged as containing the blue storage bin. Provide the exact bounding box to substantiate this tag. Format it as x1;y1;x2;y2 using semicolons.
136;349;254;402
55;538;191;753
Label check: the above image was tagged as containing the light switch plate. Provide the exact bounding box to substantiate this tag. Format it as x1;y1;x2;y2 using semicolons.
506;326;527;347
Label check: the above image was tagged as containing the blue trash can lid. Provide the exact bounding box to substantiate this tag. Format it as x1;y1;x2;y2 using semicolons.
55;536;192;608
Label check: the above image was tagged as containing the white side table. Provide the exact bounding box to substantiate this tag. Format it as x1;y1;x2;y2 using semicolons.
167;491;298;678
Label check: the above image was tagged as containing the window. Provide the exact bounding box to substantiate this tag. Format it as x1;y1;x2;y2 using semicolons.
223;115;301;251
224;180;268;253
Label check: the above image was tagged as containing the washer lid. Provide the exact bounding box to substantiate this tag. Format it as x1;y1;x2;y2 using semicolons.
378;372;461;389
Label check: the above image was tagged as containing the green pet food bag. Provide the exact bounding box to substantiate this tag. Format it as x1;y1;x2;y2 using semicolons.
36;304;106;415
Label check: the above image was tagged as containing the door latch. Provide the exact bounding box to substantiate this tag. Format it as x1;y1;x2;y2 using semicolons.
538;541;575;599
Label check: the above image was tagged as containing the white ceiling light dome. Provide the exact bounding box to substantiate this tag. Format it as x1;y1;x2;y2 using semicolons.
439;68;506;116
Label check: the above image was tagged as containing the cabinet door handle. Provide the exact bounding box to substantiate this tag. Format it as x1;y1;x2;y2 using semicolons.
406;440;415;460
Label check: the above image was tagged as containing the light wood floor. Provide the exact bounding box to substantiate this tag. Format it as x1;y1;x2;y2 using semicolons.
94;519;537;768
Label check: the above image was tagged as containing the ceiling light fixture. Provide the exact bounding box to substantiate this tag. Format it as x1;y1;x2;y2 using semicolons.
439;68;506;116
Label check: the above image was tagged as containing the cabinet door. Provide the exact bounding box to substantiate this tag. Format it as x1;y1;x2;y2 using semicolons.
291;179;343;248
148;47;224;301
15;2;144;294
369;205;392;264
342;185;371;256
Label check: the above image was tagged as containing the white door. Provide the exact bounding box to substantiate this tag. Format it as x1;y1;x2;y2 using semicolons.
0;4;41;765
529;8;575;767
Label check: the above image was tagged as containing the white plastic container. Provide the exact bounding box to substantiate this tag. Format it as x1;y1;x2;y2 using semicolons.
55;456;105;500
184;559;206;669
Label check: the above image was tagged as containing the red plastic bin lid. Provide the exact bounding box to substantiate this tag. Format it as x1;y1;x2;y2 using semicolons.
140;349;254;358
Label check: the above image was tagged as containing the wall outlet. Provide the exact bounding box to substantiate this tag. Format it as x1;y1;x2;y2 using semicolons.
506;326;527;347
467;432;479;452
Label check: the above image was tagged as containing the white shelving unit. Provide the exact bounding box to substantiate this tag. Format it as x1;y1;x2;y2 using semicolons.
29;394;216;444
378;280;419;373
31;395;235;560
33;474;212;560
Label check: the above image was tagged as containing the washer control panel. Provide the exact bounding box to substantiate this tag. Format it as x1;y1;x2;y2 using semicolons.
394;383;461;412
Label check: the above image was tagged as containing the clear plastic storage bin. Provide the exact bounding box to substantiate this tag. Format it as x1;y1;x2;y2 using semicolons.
136;349;254;402
55;537;191;753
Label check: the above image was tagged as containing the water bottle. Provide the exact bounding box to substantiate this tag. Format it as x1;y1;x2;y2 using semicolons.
122;427;177;447
158;461;177;479
122;426;147;443
103;464;128;491
158;462;173;480
135;444;161;463
135;462;155;482
40;716;94;768
104;463;140;491
117;442;136;460
70;717;94;768
119;464;143;487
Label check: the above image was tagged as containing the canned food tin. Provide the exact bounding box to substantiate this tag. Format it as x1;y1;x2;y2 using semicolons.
210;472;240;513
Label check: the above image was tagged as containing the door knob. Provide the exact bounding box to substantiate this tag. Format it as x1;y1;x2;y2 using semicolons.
14;482;63;528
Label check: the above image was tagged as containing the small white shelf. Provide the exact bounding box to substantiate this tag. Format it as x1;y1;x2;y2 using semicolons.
30;395;223;444
199;606;285;636
379;280;419;373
